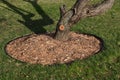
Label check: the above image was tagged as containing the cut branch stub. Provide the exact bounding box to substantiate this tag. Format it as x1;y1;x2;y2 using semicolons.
59;25;65;31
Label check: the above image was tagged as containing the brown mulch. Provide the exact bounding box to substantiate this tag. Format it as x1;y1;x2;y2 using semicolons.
5;32;102;65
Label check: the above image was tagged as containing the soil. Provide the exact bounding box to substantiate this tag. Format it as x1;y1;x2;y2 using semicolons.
5;32;102;65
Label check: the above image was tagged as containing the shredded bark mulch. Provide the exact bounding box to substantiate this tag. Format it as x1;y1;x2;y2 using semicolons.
5;32;102;65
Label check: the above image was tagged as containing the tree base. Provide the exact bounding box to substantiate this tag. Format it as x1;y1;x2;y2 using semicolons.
5;32;102;65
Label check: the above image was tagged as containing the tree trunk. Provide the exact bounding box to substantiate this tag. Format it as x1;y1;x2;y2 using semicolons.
54;0;114;41
54;9;74;41
54;27;70;41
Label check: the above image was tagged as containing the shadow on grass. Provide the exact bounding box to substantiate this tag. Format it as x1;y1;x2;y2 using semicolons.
1;0;54;34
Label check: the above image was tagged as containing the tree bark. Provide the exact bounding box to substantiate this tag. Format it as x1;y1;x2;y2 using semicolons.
54;0;114;41
54;8;74;41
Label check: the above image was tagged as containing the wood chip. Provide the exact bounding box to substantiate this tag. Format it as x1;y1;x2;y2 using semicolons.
5;32;102;65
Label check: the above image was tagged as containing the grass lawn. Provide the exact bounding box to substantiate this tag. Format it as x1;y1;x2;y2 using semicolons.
0;0;120;80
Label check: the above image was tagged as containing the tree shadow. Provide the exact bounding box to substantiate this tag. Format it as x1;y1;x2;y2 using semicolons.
1;0;54;34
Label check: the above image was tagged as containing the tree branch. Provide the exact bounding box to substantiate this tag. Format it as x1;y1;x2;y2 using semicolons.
60;5;67;18
69;0;90;24
86;0;115;17
72;0;90;14
69;0;114;26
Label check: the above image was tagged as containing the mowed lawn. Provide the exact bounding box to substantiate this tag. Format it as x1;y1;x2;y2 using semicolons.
0;0;120;80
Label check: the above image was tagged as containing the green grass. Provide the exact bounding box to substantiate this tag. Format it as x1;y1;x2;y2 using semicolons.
0;0;120;80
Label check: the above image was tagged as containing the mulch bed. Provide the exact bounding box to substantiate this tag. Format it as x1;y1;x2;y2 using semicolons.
5;32;102;65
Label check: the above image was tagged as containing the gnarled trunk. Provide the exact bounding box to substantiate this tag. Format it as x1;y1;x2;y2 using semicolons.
54;0;114;41
54;9;74;41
